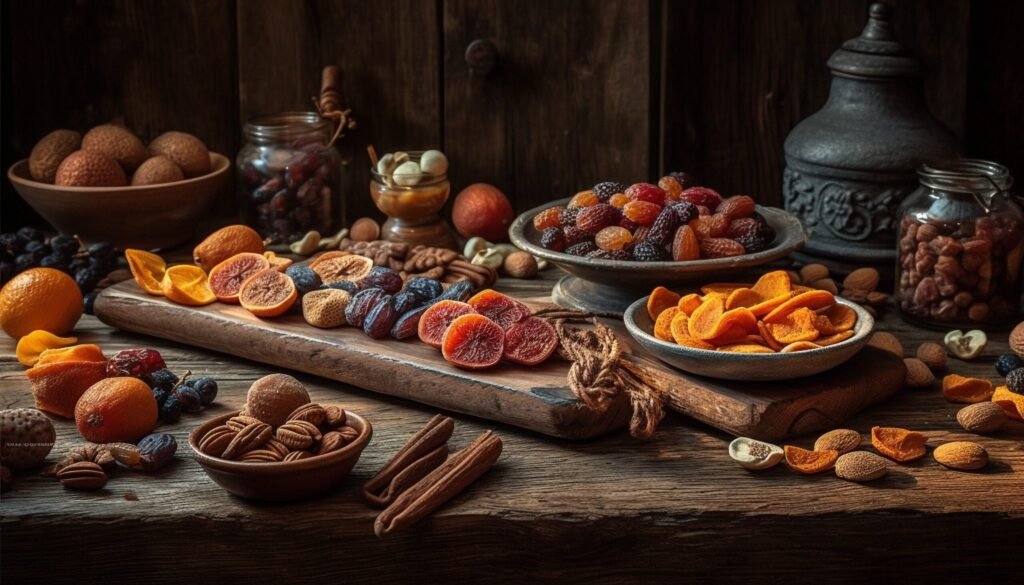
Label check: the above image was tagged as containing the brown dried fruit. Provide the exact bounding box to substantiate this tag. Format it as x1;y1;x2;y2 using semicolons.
903;358;935;388
317;431;346;454
956;402;1008;434
933;441;988;470
1010;322;1024;358
323;405;346;428
866;331;904;358
915;342;947;371
56;461;108;491
834;451;889;482
843;267;880;292
813;429;861;455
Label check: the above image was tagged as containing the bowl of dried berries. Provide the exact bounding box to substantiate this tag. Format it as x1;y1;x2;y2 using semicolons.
508;178;805;316
623;270;875;380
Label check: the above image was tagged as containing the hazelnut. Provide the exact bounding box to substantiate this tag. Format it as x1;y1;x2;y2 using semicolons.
245;374;311;427
503;251;538;279
915;342;947;372
350;217;381;242
1009;322;1024;358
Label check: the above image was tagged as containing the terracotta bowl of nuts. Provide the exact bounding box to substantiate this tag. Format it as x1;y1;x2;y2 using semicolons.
189;408;372;502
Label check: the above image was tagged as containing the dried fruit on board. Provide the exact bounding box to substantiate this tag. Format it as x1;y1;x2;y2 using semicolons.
441;314;505;370
418;300;477;348
503;317;558;366
467;289;530;331
208;252;271;304
871;426;927;463
238;268;297;317
783;445;838;474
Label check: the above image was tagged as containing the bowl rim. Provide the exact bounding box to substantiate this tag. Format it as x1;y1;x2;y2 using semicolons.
189;409;373;475
623;293;875;360
509;198;806;270
7;152;231;193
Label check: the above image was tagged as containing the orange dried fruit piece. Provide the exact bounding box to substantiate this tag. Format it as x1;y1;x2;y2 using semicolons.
441;314;505;370
783;446;838;474
161;265;217;306
687;294;724;339
718;344;774;354
647;286;681;321
27;359;108;419
763;290;835;323
703;308;758;341
992;385;1024;421
780;341;822;353
263;250;293;272
208;252;272;304
125;249;167;296
16;330;78;367
725;287;791;317
815;330;855;346
750;270;791;299
310;252;373;284
238;268;298;317
757;321;785;352
941;374;994;404
419;300;478;348
653;307;680;342
815;304;856;335
36;343;105;366
468;289;531;330
700;283;749;296
765;307;820;344
677;293;703;316
669;312;698;346
871;426;927;463
193;224;265;272
75;376;158;443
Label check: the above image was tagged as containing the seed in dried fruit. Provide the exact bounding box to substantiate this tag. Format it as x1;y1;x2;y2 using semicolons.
813;429;860;455
632;241;669;262
532;207;564;231
566;241;598;257
136;432;177;471
405;277;443;301
594;226;633;251
539;227;565;252
646;207;680;246
728;437;784;470
191;377;219;406
622;200;661;226
441;314;505;369
358;266;403;295
363;296;398;339
503;317;557;366
467;289;531;330
679;186;722;209
345;287;387;329
576;203;622;234
284;265;322;295
944;329;987;360
106;348;166;379
418;300;477;348
699;237;745;259
625;183;666;206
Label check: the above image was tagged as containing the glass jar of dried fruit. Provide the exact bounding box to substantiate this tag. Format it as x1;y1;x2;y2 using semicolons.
895;159;1022;328
236;112;344;244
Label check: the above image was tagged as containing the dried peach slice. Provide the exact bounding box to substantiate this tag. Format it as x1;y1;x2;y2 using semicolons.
815;330;855;346
468;289;531;330
871;426;927;463
125;248;167;296
16;330;78;367
677;293;703;316
941;374;994;404
36;344;106;366
757;321;785;352
780;341;822;353
209;252;272;304
441;314;505;370
310;253;372;284
718;344;773;354
815;304;856;335
784;445;838;474
161;265;216;306
750;270;791;299
687;294;724;339
238;268;298;317
654;307;680;342
765;307;820;344
763;290;835;324
700;283;749;296
647;286;682;321
993;385;1024;421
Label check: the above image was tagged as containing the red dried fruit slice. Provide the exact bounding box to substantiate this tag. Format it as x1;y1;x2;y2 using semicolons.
208;252;272;304
238;268;298;317
503;317;558;366
467;289;531;330
417;300;477;348
441;314;505;370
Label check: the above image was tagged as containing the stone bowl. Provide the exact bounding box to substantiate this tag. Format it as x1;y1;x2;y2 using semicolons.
623;295;875;381
7;153;230;250
189;409;372;503
509;198;806;316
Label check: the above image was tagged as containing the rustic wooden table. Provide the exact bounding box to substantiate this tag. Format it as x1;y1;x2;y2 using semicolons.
2;270;1022;584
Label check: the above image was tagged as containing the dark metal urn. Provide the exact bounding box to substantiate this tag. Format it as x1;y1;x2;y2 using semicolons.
783;2;959;277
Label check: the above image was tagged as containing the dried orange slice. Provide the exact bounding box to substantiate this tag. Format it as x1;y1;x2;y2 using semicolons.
310;252;373;284
209;252;272;304
161;265;216;306
687;294;724;339
238;268;298;317
125;249;167;296
263;250;293;272
647;286;681;321
36;343;106;365
16;330;77;367
815;304;856;335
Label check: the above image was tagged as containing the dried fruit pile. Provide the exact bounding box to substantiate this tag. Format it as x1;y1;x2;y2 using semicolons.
533;174;776;261
645;270;857;353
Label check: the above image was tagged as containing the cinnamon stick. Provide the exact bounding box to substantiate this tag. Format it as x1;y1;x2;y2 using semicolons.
362;415;454;508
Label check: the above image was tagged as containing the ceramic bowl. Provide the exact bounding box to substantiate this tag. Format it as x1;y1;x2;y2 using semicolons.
509;198;806;316
623;295;875;381
189;409;372;502
7;153;230;250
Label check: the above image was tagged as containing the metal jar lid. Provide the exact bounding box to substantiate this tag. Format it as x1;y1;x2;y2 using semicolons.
827;2;923;79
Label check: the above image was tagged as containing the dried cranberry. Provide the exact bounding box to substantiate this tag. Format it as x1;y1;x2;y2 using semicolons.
106;349;167;379
625;183;667;206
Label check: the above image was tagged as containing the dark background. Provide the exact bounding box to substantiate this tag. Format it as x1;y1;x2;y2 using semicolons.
2;0;1021;232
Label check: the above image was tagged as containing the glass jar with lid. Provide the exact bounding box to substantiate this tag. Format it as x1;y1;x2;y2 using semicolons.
369;150;457;249
895;159;1022;327
236;112;344;244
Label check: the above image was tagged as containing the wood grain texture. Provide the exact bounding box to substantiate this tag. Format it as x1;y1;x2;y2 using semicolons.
2;271;1023;583
236;0;442;224
442;0;653;213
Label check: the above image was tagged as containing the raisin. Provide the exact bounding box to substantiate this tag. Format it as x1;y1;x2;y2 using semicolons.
625;183;666;206
435;279;474;302
358;266;403;295
632;241;669;262
595;226;633;251
672;225;701;261
363;296;398;338
533;207;564;231
558;207;581;227
669;201;697;225
593;181;629;202
392;290;423;315
733;232;771;253
609;193;630;208
137;432;178;472
588;249;631;261
160;395;182;423
646;207;680;246
679;186;723;209
405;277;443;301
391;305;429;340
658;176;684;201
618;216;639;232
716;195;756;219
699;237;746;258
540;227;566;251
106;349;166;379
576;203;622;234
633;225;652;243
623;200;661;226
566;241;598;257
563;225;593;247
345;287;386;328
568;190;599;208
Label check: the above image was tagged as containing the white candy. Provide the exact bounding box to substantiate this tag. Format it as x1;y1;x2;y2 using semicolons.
420;149;448;176
393;160;423;186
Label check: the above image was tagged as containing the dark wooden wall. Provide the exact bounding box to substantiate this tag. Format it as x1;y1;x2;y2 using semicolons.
2;0;1021;232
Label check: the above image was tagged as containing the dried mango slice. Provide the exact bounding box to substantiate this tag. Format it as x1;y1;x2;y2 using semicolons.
647;286;681;321
780;341;822;353
757;321;785;351
765;307;820;344
16;330;78;367
653;307;680;342
725;288;762;310
993;385;1024;421
763;290;835;323
669;312;698;346
687;294;724;339
677;293;703;316
125;248;167;296
718;343;774;354
673;334;715;351
941;374;994;404
784;445;838;474
815;304;856;335
161;265;217;306
815;330;855;346
35;343;105;366
750;270;791;299
700;283;749;296
871;426;927;463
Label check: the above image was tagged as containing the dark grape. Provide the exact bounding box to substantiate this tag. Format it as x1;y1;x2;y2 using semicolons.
151;386;170;408
50;235;79;258
15;253;39;271
83;290;99;315
0;233;21;258
16;226;44;243
0;262;14;284
144;368;179;393
174;386;203;413
284;265;322;295
159;394;182;423
39;253;68;271
191;377;219;406
87;242;115;260
75;268;101;293
24;240;49;256
69;258;89;273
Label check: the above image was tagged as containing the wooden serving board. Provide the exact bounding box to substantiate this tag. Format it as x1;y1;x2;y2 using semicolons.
94;281;905;441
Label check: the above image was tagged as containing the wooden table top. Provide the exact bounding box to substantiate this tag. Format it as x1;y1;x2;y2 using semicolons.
2;269;1022;584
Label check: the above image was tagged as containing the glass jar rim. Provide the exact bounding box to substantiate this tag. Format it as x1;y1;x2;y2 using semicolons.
918;158;1013;194
244;111;332;140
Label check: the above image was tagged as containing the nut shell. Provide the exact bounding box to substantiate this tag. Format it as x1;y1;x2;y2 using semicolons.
798;263;829;284
956;402;1008;434
915;342;947;371
866;331;904;358
933;441;989;470
245;373;311;427
148;131;210;177
56;461;108;490
55;150;128;187
903;357;935;388
842;267;880;292
350;217;381;242
1010;322;1024;359
835;451;888;482
131;155;184;186
29;129;82;183
503;251;538;279
813;428;861;454
82;124;148;172
0;408;56;470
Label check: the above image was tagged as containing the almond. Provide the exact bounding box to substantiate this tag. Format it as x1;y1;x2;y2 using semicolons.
1010;321;1024;359
843;267;880;293
835;451;889;482
813;428;860;454
956;402;1008;434
867;331;904;358
798;264;829;284
915;342;947;372
903;357;935;388
810;278;838;295
933;441;988;471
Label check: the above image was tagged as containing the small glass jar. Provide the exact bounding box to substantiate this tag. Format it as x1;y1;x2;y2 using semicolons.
236;112;343;244
369;151;457;249
895;159;1022;328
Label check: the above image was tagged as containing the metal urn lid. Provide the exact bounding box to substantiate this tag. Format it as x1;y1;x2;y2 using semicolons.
827;2;922;79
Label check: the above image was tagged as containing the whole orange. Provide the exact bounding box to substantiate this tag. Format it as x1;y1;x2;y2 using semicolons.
75;377;158;443
451;183;515;242
0;268;83;339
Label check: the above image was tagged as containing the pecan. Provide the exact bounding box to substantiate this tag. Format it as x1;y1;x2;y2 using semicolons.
317;431;346;455
221;422;272;460
363;415;454;508
287;403;326;426
411;266;446;281
198;425;237;458
275;420;322;450
323;405;347;428
283;450;313;462
337;426;359;442
49;444;117;474
240;449;283;463
226;415;262;432
265;438;291;459
56;461;108;491
375;430;502;536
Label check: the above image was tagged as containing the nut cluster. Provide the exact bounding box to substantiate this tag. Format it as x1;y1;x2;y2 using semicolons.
793;264;888;316
198;403;358;463
334;238;496;287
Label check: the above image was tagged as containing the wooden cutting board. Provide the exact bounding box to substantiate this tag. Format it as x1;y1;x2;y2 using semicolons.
94;282;905;441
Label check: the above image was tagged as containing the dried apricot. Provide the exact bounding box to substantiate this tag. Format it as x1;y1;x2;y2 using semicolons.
16;330;77;367
125;249;167;296
441;314;505;370
161;265;216;306
700;283;748;296
208;252;272;304
75;377;158;443
941;374;994;404
310;253;373;284
763;290;835;323
671;224;700;261
27;358;107;418
238;268;298;317
504;317;558;366
784;445;838;474
695;307;758;341
765;307;820;344
780;341;822;353
467;289;530;330
533;207;564;231
757;321;785;352
993;385;1024;421
718;344;773;354
687;294;724;339
815;330;855;346
871;426;927;463
654;307;680;341
418;300;477;348
677;293;703;316
193;224;265;272
750;270;791;299
647;286;681;321
36;344;105;366
815;304;856;335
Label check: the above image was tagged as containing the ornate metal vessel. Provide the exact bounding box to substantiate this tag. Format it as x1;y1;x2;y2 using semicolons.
783;2;959;276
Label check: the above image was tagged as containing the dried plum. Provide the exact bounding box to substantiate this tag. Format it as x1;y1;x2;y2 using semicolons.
391;305;429;340
405;277;443;301
434;279;474;303
345;287;386;329
357;266;403;295
392;290;423;315
363;296;397;339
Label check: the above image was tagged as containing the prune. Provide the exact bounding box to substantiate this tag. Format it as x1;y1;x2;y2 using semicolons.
391;305;429;340
191;377;219;406
996;354;1024;377
405;277;443;301
322;280;360;295
174;386;203;413
418;300;477;348
159;394;182;423
503;317;558;366
144;368;179;393
345;287;386;328
392;290;422;315
285;265;322;295
137;432;178;472
441;314;505;370
358;266;403;295
434;279;474;302
467;289;530;330
363;296;398;339
107;348;167;378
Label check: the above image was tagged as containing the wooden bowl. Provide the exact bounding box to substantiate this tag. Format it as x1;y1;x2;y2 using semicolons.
509;199;806;316
7;153;230;250
623;295;875;381
189;410;372;503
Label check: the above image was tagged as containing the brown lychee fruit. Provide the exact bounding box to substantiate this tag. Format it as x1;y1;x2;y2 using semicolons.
82;124;148;172
29;129;82;183
148;131;210;177
131;156;184;186
54;150;128;187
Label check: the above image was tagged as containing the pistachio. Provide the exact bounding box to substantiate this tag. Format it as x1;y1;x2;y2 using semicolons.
420;149;448;176
464;236;491;259
943;329;988;360
319;228;349;250
289;231;321;256
471;248;504;269
393;160;422;186
728;437;784;470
